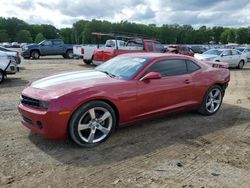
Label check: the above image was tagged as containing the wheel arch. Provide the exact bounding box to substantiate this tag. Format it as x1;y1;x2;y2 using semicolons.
67;98;120;136
30;49;40;56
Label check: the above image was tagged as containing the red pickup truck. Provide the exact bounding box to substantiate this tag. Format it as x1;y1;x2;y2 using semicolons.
92;38;166;65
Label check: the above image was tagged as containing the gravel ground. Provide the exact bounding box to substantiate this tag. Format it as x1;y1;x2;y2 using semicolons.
0;56;249;188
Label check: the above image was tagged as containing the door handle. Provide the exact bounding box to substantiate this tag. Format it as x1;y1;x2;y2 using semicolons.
184;79;191;84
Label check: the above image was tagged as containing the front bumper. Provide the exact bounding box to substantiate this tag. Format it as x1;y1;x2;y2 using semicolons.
92;60;105;66
5;62;18;74
18;103;70;140
21;50;30;58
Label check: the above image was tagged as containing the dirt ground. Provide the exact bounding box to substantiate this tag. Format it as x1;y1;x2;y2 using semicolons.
0;56;249;188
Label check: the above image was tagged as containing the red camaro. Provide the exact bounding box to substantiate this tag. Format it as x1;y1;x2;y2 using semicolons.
18;53;230;147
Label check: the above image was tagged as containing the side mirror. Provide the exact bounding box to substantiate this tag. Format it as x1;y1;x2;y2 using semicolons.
221;54;225;57
140;72;162;81
40;43;45;46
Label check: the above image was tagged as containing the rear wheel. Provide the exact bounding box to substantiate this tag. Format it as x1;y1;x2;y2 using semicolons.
237;60;244;69
66;50;73;59
198;85;223;115
69;101;116;147
31;51;40;59
83;59;92;65
0;70;4;84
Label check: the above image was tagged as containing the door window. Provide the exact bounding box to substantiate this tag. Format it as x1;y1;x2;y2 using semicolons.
144;59;188;77
146;42;154;52
222;50;232;56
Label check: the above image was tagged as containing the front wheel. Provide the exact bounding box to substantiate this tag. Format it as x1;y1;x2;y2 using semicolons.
31;51;40;59
237;60;244;69
198;85;223;115
0;70;5;84
69;101;117;147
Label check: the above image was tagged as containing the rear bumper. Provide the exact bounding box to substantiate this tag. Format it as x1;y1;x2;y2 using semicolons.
92;60;104;66
18;103;70;140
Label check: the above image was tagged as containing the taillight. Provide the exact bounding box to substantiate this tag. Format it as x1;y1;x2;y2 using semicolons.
81;48;84;54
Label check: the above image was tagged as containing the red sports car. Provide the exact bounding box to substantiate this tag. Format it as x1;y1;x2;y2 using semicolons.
18;53;230;147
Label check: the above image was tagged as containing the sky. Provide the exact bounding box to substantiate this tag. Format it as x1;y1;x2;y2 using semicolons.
1;0;250;28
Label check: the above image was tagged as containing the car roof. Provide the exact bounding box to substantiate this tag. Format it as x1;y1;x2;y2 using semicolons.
119;52;192;59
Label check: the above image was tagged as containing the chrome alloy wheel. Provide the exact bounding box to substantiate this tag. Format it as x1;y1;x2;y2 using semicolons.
77;107;112;143
205;88;222;113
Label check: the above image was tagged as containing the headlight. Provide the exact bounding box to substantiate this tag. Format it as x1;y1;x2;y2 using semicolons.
39;101;50;110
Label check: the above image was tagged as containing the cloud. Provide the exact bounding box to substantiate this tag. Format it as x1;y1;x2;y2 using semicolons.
0;0;250;28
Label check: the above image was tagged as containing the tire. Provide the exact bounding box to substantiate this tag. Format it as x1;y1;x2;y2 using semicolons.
0;70;5;84
198;85;223;116
69;101;117;147
66;50;73;59
31;51;40;59
62;54;67;58
237;60;244;69
83;59;92;65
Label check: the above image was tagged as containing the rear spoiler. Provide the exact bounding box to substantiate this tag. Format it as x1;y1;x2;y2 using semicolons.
204;61;229;69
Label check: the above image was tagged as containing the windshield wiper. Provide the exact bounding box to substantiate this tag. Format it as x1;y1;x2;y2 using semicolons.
99;70;117;78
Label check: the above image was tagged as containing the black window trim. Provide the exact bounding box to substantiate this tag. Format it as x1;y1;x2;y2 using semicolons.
140;58;201;79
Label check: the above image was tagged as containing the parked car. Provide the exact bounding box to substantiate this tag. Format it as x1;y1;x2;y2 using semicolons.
21;39;73;59
74;40;125;65
190;45;207;54
2;42;11;48
194;49;247;69
166;45;194;57
0;46;21;64
93;38;166;65
11;42;20;48
18;53;230;147
0;51;19;83
236;47;250;62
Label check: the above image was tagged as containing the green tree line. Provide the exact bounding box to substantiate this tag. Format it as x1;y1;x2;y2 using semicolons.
0;17;250;44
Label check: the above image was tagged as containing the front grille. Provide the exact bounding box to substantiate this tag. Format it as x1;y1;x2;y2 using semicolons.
21;95;40;108
22;115;33;125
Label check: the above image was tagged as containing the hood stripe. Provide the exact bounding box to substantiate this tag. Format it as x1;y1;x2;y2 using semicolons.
32;71;106;89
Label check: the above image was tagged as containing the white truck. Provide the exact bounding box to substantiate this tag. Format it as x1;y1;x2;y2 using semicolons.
73;40;125;65
0;51;19;83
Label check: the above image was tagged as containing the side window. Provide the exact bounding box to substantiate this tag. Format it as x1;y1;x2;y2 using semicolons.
186;60;200;73
155;43;165;52
144;59;187;77
43;41;52;46
146;42;154;52
53;40;62;45
232;50;238;55
222;50;232;56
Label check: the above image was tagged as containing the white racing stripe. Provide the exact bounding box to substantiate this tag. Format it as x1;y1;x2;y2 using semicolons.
32;70;106;89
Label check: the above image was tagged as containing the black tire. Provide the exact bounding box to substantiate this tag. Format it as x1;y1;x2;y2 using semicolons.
198;85;223;116
0;70;5;84
66;50;73;59
83;59;92;65
69;100;117;147
31;51;40;59
237;60;244;69
62;54;67;58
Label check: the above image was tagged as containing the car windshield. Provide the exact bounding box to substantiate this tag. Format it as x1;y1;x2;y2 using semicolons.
236;48;244;52
203;49;223;55
95;56;150;80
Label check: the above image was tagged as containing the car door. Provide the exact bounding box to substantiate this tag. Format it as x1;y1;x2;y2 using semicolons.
40;41;53;55
52;40;64;55
232;50;241;67
136;59;193;118
221;50;233;65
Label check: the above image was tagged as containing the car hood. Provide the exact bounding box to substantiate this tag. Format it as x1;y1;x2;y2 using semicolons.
23;70;122;100
26;44;39;49
194;53;218;60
